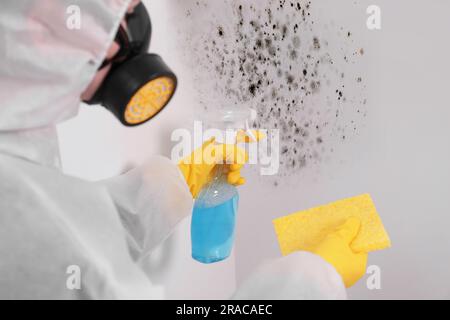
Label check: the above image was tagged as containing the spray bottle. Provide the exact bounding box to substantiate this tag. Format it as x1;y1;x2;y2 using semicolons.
191;108;255;264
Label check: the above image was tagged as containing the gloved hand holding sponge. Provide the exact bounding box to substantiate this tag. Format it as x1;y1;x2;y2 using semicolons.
312;217;368;288
274;194;391;288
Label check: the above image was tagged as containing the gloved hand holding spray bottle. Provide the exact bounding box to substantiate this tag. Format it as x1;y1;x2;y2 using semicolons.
179;108;262;264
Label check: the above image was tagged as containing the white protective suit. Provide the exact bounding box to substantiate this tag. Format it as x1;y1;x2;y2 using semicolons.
0;0;346;300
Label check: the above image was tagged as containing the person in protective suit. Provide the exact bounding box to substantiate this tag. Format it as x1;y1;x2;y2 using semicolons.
0;0;366;299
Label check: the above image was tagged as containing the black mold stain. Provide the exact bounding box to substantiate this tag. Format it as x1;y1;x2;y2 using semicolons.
183;0;367;179
218;26;225;37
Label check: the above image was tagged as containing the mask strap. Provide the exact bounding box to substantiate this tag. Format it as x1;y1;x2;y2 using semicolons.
98;25;131;70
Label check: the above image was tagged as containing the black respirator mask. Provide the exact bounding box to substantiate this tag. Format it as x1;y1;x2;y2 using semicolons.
84;3;177;126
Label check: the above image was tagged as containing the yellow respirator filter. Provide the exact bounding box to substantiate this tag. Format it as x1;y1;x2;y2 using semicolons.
273;194;391;255
125;76;175;125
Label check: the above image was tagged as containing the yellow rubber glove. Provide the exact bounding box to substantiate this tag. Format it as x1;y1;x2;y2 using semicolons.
312;217;368;288
179;131;262;199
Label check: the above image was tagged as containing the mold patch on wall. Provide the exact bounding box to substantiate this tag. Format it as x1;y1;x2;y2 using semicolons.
175;0;367;179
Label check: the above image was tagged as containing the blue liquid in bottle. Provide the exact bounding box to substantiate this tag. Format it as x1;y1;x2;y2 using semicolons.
191;173;239;264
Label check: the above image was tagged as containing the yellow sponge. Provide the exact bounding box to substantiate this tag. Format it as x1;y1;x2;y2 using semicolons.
273;194;391;255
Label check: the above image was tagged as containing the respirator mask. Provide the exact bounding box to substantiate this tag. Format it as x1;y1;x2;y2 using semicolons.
84;2;177;126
